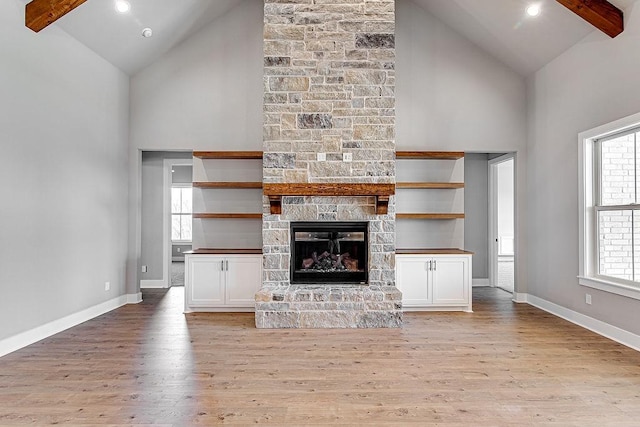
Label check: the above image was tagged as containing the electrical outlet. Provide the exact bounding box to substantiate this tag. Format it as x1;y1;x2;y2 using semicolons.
105;281;110;291
317;152;326;162
141;265;148;273
343;152;353;162
177;248;181;253
586;294;592;305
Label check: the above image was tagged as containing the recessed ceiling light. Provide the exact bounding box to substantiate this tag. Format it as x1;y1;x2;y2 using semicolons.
526;4;541;17
142;28;153;38
115;0;130;14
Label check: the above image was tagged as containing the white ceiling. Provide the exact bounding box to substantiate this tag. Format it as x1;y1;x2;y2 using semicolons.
50;0;244;76
28;0;637;77
413;0;637;76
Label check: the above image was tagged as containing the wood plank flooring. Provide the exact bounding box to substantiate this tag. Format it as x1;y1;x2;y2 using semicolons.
1;287;639;425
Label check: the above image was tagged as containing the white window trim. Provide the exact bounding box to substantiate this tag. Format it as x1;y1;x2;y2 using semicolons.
579;111;640;301
171;184;193;243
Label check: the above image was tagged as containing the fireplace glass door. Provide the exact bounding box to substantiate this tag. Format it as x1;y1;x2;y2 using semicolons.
290;222;368;284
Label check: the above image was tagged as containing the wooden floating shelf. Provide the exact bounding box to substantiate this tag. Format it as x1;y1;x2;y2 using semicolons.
193;213;262;219
263;183;395;215
193;182;263;189
396;213;465;220
396;182;464;189
396;151;464;160
193;151;263;159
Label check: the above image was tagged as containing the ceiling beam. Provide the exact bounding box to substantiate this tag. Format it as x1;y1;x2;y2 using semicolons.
25;0;88;33
556;0;623;38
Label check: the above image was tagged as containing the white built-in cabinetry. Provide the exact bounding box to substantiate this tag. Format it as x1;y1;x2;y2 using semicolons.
185;151;264;313
396;251;472;312
185;253;262;312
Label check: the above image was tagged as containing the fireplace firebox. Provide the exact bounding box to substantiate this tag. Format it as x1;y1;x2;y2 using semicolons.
290;222;368;284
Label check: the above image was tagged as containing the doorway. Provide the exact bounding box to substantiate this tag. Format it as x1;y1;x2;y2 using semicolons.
140;151;192;289
488;154;515;293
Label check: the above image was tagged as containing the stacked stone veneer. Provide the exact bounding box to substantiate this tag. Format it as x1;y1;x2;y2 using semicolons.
257;0;402;328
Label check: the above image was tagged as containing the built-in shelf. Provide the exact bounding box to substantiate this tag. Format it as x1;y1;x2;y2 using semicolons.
193;151;263;159
193;181;263;189
193;213;262;219
396;213;465;220
396;151;464;160
396;182;464;189
263;183;395;215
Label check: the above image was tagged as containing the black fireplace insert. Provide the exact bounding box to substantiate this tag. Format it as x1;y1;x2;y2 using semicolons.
290;221;368;284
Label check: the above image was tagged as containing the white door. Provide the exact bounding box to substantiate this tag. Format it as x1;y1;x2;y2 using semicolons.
431;256;469;305
396;256;431;306
489;155;515;293
187;255;225;306
226;255;263;306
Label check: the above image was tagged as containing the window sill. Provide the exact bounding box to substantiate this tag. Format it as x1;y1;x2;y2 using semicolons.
578;275;640;301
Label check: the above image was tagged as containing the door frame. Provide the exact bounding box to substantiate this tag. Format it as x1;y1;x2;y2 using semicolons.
488;153;516;290
164;158;193;288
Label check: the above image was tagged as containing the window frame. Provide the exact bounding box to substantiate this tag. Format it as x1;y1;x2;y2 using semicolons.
579;112;640;301
171;184;192;243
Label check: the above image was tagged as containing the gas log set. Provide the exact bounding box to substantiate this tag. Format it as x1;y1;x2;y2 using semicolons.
301;250;359;272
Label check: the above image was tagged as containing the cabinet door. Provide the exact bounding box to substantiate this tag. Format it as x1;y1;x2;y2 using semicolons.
396;256;431;306
225;255;263;306
187;255;225;307
431;255;469;305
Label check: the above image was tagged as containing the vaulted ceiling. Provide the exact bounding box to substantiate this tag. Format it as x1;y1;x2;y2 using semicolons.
22;0;638;77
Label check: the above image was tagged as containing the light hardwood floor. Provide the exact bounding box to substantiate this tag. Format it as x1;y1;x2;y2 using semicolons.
1;287;639;426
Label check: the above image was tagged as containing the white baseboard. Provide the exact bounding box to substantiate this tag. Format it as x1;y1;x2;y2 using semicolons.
512;292;528;303
127;292;143;304
140;279;167;289
472;278;490;287
0;293;141;358
525;294;640;352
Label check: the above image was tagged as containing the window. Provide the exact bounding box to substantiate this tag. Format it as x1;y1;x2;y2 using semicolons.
171;186;192;242
579;112;640;300
596;130;640;282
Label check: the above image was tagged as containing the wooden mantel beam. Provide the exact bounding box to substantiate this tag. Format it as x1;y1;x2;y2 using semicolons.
26;0;88;33
556;0;623;38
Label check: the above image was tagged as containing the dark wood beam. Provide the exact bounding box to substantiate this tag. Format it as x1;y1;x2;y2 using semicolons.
25;0;88;33
556;0;623;38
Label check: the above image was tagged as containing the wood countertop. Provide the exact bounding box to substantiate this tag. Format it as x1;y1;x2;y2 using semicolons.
396;248;474;255
186;249;473;255
185;248;263;255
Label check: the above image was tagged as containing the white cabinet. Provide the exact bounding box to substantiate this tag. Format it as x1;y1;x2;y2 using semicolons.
185;254;262;312
396;253;472;312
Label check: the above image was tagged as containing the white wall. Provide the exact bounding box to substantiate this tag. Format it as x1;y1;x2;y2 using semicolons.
497;159;514;253
0;1;129;341
527;4;640;334
396;0;527;290
127;0;264;293
464;154;489;279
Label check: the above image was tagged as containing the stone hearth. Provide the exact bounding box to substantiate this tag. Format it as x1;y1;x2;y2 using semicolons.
256;0;401;328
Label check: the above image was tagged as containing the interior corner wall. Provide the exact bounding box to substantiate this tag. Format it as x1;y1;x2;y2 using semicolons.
526;4;640;335
0;1;129;341
464;154;489;279
126;0;263;293
395;0;527;291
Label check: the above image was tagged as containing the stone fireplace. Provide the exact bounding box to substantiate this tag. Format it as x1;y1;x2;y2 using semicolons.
255;0;402;328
